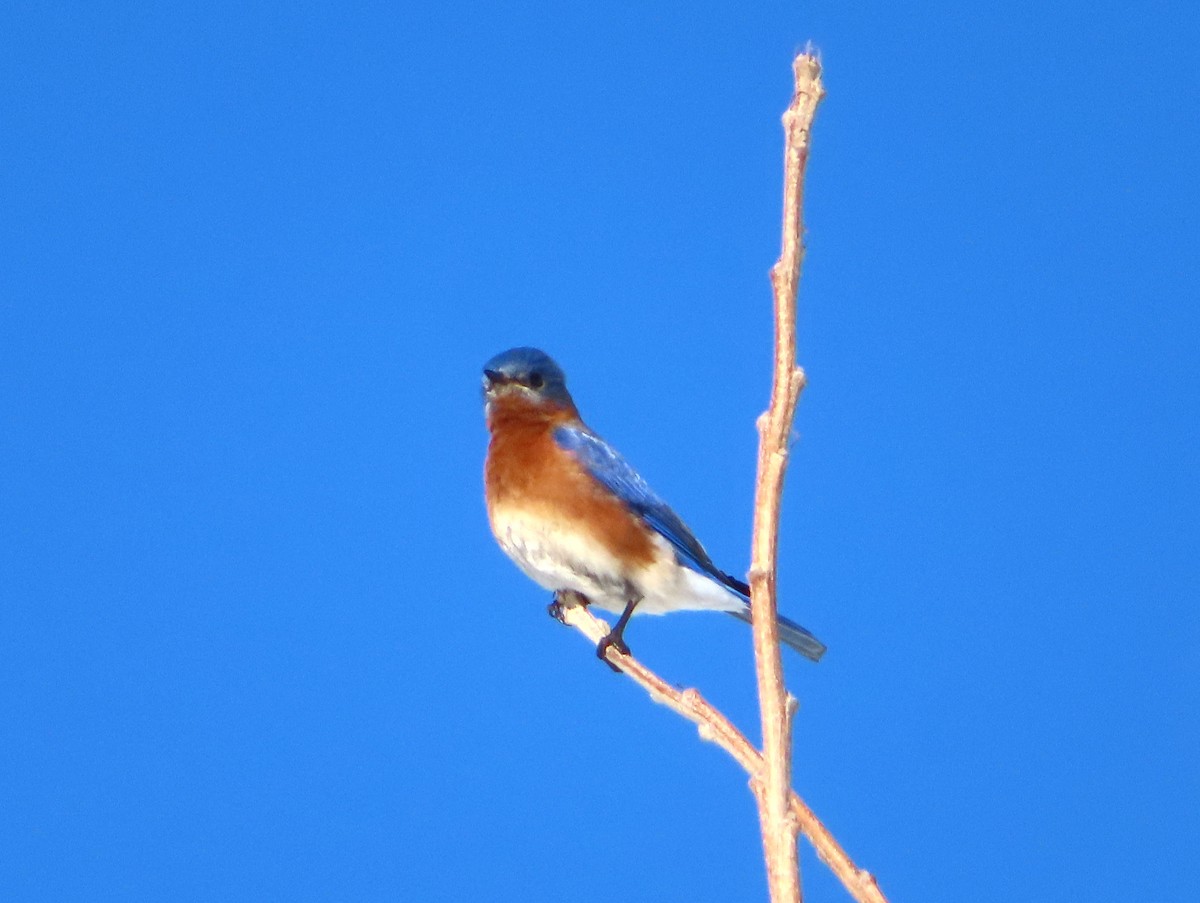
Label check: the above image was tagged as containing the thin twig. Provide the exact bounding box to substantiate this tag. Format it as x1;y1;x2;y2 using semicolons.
557;597;888;903
792;795;888;903
747;49;827;903
557;594;763;776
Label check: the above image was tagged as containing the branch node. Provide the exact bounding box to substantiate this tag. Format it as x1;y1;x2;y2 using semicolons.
786;694;800;722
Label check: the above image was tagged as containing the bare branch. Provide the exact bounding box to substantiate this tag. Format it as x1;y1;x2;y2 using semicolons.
548;47;891;903
556;594;764;776
792;796;889;903
747;49;827;903
557;596;889;903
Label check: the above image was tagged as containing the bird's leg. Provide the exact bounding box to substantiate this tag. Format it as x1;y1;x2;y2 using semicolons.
596;595;640;671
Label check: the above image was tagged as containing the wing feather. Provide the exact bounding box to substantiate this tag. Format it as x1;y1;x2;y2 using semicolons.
553;425;740;594
553;425;826;662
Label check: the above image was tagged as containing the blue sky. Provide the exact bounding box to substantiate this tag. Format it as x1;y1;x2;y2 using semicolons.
3;2;1197;901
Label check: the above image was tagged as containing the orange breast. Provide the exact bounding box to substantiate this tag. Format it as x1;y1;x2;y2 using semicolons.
485;395;657;569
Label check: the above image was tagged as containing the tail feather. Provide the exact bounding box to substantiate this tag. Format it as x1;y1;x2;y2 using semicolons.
727;607;826;663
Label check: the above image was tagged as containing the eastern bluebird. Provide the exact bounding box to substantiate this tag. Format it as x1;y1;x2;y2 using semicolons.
482;347;826;666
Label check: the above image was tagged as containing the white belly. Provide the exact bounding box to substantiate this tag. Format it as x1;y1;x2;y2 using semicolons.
491;506;631;606
490;504;745;617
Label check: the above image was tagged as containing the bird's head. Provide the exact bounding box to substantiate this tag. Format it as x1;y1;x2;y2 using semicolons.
481;347;575;413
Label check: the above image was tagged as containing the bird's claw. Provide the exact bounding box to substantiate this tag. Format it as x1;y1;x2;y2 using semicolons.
595;632;630;672
547;597;568;624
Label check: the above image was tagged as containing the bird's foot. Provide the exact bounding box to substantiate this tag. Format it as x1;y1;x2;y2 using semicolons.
595;631;630;672
548;591;588;625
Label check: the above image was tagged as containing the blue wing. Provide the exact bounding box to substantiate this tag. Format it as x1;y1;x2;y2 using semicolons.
553;424;827;662
552;424;740;594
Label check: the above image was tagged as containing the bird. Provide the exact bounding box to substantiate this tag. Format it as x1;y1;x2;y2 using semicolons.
481;346;826;667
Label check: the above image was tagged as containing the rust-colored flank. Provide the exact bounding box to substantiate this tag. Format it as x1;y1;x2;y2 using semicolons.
485;392;656;569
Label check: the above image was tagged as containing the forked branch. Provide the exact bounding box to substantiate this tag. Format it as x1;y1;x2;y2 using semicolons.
556;49;887;903
557;597;886;903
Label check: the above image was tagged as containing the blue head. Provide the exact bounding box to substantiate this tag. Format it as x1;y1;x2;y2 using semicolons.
482;347;575;412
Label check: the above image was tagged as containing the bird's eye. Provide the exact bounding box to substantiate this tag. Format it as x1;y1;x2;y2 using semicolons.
527;372;545;389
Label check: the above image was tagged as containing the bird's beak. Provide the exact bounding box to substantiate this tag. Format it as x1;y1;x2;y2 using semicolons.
482;369;508;392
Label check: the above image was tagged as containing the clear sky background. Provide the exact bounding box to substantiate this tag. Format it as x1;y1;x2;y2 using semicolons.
3;2;1197;901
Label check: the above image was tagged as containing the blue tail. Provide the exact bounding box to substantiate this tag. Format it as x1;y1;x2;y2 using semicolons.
717;571;826;662
727;608;826;662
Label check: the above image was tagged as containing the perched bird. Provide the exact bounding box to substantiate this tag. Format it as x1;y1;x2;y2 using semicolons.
481;346;826;665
